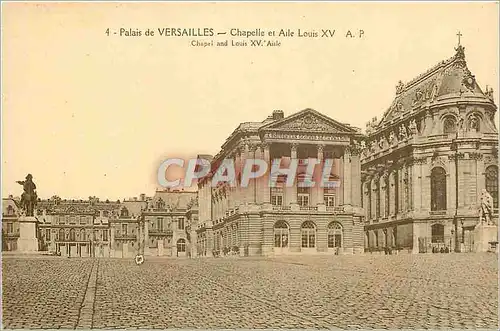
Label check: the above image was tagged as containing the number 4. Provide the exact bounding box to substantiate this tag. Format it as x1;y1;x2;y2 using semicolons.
105;28;110;36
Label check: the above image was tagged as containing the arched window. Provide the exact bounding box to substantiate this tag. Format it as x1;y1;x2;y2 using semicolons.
59;229;65;241
431;167;447;211
394;171;399;214
80;229;85;241
327;222;343;248
69;229;76;241
376;178;381;218
177;239;186;252
431;224;444;243
273;221;289;248
385;175;390;217
120;208;129;217
367;182;372;218
443;117;457;134
485;166;498;209
301;221;316;248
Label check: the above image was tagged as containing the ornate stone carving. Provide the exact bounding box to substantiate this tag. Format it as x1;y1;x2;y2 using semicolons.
279;114;336;132
412;156;427;165
413;88;424;105
485;86;494;101
396;80;405;95
469;152;483;161
468;114;480;132
462;69;476;91
378;137;385;150
409;119;418;135
430;83;439;101
398;125;408;140
389;131;397;146
479;189;494;225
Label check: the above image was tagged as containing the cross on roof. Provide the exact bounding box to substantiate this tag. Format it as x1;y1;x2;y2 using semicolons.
457;31;462;46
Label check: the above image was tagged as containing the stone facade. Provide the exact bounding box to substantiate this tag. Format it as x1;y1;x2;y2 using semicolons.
361;45;498;253
1;191;198;258
195;108;366;257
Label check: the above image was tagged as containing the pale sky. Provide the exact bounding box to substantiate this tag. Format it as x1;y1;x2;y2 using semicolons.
2;2;499;200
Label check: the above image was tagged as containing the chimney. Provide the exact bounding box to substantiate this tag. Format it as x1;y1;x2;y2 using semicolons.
134;197;138;201
8;195;13;199
272;110;284;120
140;194;146;201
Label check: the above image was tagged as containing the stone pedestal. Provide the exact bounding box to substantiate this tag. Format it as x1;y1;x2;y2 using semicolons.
473;224;498;252
18;216;39;253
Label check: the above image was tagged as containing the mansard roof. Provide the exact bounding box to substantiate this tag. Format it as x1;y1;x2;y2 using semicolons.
151;190;197;211
372;45;495;132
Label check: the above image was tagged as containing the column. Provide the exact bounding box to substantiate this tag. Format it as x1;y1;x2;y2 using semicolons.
343;147;352;205
235;150;242;207
241;143;250;204
475;154;485;207
338;150;344;205
261;143;271;204
380;173;386;218
362;180;370;219
411;161;419;213
249;145;259;204
398;165;403;216
350;152;361;207
389;171;396;217
370;179;377;220
287;143;298;205
316;144;325;206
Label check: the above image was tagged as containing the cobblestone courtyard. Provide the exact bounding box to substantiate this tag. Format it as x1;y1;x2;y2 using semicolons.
2;253;498;329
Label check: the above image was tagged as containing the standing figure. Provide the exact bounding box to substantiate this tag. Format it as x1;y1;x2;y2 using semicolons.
479;189;494;225
16;174;38;217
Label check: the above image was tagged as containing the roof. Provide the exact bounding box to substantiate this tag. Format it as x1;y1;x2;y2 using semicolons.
372;45;494;132
151;190;197;211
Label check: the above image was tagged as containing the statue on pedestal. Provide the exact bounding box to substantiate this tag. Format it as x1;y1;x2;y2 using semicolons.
16;174;38;217
479;189;494;225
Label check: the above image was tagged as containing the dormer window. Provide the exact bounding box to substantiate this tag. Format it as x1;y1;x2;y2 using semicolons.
156;198;165;210
120;208;129;217
6;205;14;216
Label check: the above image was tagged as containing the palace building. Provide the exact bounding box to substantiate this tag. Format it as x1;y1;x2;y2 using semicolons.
2;43;498;257
360;44;498;253
195;108;366;257
1;191;198;257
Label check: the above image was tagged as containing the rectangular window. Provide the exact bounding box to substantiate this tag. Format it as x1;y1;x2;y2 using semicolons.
79;216;86;225
157;217;163;232
102;230;108;241
45;229;51;241
7;222;13;233
122;224;128;235
69;216;76;224
271;195;283;206
298;194;309;207
324;194;335;207
178;218;185;230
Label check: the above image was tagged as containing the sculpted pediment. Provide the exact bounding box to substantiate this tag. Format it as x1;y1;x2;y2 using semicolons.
260;108;357;134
